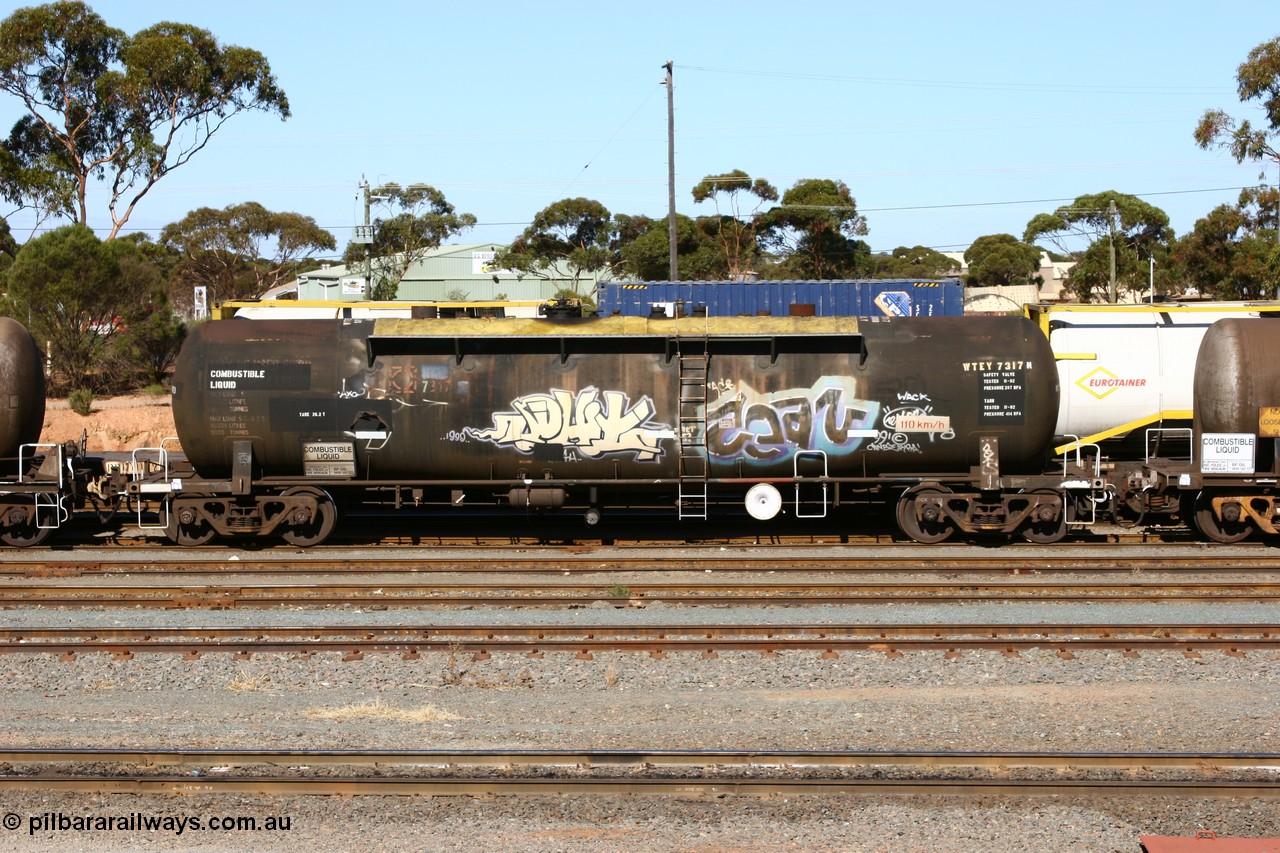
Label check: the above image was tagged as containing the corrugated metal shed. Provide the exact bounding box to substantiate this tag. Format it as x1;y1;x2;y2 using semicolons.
594;279;964;318
295;244;606;302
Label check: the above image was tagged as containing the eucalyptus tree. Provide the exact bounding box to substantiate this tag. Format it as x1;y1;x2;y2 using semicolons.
494;197;616;295
690;169;778;279
1023;191;1171;301
963;234;1043;288
163;202;336;305
760;178;870;279
341;183;475;300
619;214;727;281
1195;35;1280;195
0;1;289;238
1174;199;1280;299
870;246;961;279
2;224;159;390
1190;35;1280;290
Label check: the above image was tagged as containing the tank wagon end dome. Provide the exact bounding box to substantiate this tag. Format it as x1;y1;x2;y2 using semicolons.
1194;317;1280;436
0;316;46;459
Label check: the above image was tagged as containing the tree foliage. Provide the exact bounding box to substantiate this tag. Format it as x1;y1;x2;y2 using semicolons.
1023;190;1172;301
109;288;186;385
1;224;168;391
494;197;616;294
1191;34;1280;267
760;178;870;279
0;216;16;259
162;202;335;307
869;246;961;279
690;169;778;279
341;183;475;300
963;234;1042;288
0;1;289;238
618;214;728;281
1195;35;1280;171
1173;199;1280;299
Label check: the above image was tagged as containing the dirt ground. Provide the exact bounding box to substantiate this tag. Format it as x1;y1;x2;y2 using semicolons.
42;394;177;452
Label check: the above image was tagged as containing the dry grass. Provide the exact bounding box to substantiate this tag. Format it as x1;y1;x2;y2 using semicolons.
304;698;461;725
227;670;270;691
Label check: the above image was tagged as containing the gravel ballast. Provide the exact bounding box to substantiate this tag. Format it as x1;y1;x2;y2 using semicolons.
0;641;1277;851
2;545;1278;851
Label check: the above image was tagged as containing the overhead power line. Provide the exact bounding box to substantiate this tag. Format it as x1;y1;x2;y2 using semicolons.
12;184;1257;241
678;64;1232;97
860;184;1255;213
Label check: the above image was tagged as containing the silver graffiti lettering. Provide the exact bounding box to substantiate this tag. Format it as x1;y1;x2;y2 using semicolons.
705;377;879;465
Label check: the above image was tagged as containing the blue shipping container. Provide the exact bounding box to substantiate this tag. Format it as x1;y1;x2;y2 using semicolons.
594;279;964;318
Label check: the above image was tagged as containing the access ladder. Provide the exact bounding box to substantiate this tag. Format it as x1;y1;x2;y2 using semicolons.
676;345;709;519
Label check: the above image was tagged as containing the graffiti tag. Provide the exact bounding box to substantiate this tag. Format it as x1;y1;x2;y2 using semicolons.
863;391;955;453
863;430;923;454
705;377;879;464
466;387;674;461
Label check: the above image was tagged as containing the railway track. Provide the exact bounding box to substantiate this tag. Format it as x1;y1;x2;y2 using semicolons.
45;519;1200;551
0;748;1275;799
2;623;1276;657
6;579;1280;608
6;543;1280;578
5;540;1280;608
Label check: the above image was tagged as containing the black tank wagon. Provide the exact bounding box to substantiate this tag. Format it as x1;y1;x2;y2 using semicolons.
1141;316;1280;542
0;316;57;545
0;317;125;546
134;313;1075;545
0;316;45;458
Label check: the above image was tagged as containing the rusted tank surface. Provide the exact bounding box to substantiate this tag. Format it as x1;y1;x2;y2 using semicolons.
171;314;1058;483
1194;318;1280;435
0;317;46;459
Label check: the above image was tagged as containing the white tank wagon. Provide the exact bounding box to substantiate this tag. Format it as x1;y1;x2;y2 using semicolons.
1025;302;1280;455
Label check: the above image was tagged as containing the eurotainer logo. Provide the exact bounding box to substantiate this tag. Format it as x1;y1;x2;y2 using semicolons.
1075;366;1147;400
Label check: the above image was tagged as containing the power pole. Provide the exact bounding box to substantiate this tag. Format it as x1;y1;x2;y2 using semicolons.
362;178;372;231
354;176;376;298
1107;199;1118;303
663;61;678;282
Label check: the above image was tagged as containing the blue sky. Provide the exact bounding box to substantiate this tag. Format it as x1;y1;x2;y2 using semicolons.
0;0;1276;260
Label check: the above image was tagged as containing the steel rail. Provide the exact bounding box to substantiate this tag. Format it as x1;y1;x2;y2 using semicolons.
1;747;1276;770
53;527;1191;550
5;580;1280;608
9;553;1280;578
0;624;1275;656
0;775;1275;798
3;623;1276;640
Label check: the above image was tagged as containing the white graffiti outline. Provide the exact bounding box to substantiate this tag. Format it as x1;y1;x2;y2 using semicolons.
465;386;675;461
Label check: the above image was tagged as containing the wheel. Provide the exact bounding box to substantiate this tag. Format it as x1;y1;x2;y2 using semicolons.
279;487;336;547
896;485;955;544
165;494;216;547
1193;491;1252;544
0;498;54;547
1020;489;1069;544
